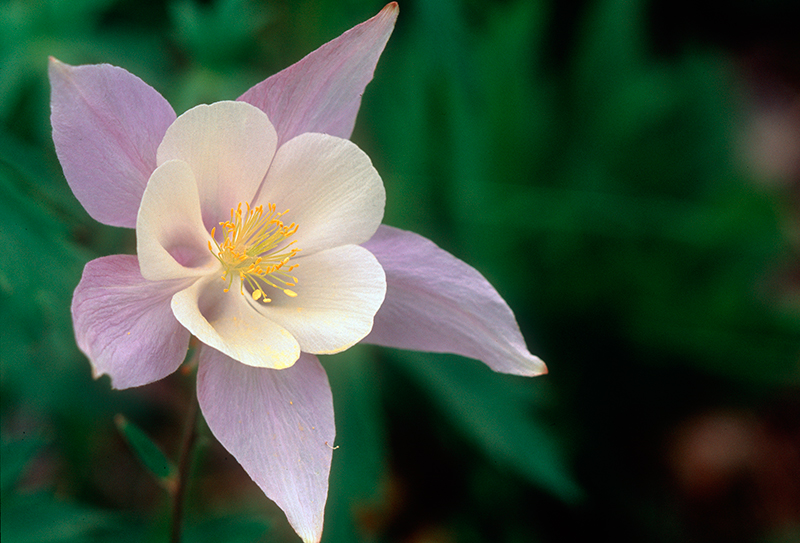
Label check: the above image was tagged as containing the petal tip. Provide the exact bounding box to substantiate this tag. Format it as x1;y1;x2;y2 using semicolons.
521;354;548;377
375;3;399;29
269;351;301;370
47;56;71;79
382;2;399;16
510;354;548;377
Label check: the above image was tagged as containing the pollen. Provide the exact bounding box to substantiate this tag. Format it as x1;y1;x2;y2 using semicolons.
208;202;300;302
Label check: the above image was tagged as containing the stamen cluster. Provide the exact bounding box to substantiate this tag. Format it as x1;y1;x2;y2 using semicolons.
208;202;300;302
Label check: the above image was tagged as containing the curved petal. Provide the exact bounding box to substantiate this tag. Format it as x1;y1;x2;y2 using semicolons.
171;277;300;369
362;226;547;376
255;245;386;355
197;349;334;543
256;133;384;255
237;3;398;145
157;101;277;230
72;255;192;389
136;160;219;281
49;58;176;228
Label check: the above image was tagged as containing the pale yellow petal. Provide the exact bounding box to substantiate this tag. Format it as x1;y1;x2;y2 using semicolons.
255;133;384;255
136;159;218;281
157;101;277;230
172;277;301;369
254;244;386;354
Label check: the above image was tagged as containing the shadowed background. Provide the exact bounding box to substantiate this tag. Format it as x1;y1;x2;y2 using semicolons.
1;0;798;542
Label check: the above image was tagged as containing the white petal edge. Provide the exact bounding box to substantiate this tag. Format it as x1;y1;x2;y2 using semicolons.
253;244;386;355
197;348;334;543
136;159;219;281
171;277;300;369
254;133;385;255
157;101;278;231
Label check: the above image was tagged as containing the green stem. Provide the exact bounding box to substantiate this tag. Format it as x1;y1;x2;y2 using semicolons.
170;393;199;543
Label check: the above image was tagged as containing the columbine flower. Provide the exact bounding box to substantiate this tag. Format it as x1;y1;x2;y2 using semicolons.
50;4;546;542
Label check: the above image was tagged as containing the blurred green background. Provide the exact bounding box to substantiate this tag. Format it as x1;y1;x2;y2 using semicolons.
2;0;799;542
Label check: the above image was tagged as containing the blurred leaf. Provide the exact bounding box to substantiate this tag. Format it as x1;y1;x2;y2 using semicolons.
115;415;176;485
169;65;260;115
573;0;648;93
170;0;271;66
0;134;90;411
322;346;390;542
394;351;584;504
0;434;45;495
1;491;145;543
1;432;146;543
183;514;271;543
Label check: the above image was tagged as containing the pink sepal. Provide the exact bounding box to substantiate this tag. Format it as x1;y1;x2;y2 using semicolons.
238;3;398;145
72;255;192;389
49;59;175;228
362;226;547;376
197;348;335;543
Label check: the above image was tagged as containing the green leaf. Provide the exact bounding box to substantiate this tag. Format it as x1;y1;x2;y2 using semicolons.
115;415;176;485
170;0;270;66
0;491;145;543
183;514;271;543
0;434;45;495
322;346;390;542
393;351;584;504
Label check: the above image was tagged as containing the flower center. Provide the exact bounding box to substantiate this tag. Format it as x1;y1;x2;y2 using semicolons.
208;202;300;303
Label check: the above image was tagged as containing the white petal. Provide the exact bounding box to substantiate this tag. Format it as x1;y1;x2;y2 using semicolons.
255;133;384;255
255;245;386;355
136;160;218;281
171;277;300;369
157;101;278;230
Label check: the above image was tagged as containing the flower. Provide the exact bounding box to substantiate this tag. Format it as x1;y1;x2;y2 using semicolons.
50;4;546;542
134;99;387;371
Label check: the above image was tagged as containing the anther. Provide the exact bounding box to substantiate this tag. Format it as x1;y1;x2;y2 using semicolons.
209;201;301;303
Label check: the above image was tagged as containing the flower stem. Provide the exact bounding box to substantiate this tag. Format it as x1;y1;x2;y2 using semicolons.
170;393;199;543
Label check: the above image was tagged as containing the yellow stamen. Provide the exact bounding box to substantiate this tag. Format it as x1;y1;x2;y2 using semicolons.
208;202;300;303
